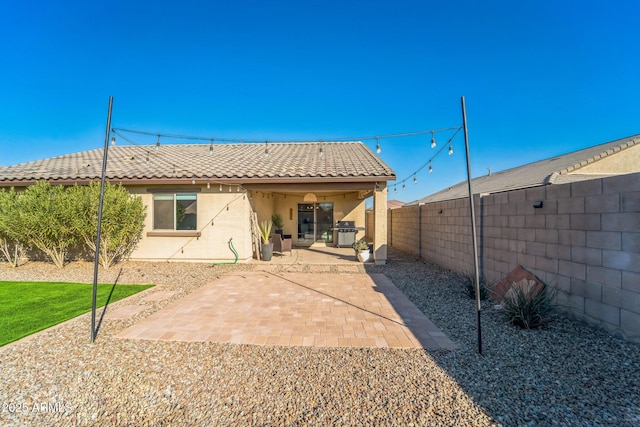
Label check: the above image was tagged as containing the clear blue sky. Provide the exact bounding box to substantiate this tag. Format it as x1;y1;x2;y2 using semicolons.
1;0;638;203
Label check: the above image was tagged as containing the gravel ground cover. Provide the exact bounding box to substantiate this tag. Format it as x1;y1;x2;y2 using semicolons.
0;250;639;426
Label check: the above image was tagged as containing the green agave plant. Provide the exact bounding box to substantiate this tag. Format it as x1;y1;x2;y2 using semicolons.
501;284;557;329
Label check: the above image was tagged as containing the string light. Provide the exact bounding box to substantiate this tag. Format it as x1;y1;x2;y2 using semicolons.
219;184;223;192
390;126;462;191
111;125;463;198
207;182;210;189
111;136;116;146
394;186;397;193
191;178;195;185
402;183;406;190
113;126;461;145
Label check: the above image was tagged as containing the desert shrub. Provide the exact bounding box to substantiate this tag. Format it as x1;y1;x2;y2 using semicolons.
0;188;25;267
70;182;146;269
14;182;79;268
462;274;493;300
0;182;145;269
501;283;558;329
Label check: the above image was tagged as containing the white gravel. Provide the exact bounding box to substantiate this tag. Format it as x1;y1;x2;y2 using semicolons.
0;250;639;426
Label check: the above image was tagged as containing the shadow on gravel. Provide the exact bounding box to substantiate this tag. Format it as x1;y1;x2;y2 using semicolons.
364;248;640;425
93;267;123;339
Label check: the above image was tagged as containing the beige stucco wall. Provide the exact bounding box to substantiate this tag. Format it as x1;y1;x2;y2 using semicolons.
128;185;253;262
121;186;372;261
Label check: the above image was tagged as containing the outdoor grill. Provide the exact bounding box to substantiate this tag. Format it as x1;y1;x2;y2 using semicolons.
333;221;365;248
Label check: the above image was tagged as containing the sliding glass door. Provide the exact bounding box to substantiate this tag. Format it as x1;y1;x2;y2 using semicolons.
297;203;334;245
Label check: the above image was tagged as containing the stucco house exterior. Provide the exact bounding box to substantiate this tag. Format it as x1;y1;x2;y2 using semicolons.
0;142;395;264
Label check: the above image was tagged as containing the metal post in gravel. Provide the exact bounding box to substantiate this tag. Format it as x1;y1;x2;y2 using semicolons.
91;96;113;343
461;96;482;355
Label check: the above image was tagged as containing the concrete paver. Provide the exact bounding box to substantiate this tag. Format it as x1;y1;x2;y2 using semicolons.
117;272;457;350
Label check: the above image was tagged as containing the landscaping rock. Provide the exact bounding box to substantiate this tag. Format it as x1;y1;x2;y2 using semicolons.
1;253;639;426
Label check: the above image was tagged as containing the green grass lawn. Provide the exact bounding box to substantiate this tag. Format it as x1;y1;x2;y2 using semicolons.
0;281;154;346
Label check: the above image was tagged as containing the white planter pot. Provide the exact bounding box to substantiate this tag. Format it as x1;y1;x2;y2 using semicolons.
357;250;370;263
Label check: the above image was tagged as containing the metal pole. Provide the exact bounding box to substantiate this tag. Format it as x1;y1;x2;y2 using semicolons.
91;96;113;343
461;96;482;355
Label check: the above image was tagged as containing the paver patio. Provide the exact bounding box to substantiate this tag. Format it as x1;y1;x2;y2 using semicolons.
116;271;457;350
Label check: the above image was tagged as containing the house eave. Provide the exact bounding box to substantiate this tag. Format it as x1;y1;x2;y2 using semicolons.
0;175;395;188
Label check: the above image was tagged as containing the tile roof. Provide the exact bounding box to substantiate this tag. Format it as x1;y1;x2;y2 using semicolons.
0;142;395;185
413;134;640;204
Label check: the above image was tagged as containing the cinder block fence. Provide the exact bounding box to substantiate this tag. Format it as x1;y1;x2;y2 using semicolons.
386;172;640;343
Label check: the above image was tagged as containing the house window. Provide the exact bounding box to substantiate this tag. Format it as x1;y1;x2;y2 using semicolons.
153;193;197;230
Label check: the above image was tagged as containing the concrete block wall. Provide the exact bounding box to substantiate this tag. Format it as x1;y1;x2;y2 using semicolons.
365;209;374;241
419;198;479;274
387;205;421;257
388;172;640;343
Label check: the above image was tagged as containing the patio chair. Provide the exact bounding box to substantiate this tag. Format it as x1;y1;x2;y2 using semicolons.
271;233;292;256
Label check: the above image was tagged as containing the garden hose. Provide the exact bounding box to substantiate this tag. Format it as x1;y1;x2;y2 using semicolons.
212;238;239;265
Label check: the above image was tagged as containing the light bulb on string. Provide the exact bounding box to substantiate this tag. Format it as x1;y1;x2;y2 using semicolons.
229;186;232;192
264;141;269;158
431;131;436;149
172;165;176;178
191;178;195;185
156;135;161;152
394;186;397;193
209;141;214;155
402;182;406;191
219;184;223;192
376;136;381;154
111;136;116;146
145;151;150;165
449;144;454;155
207;182;210;189
429;163;433;174
413;174;417;184
319;141;324;157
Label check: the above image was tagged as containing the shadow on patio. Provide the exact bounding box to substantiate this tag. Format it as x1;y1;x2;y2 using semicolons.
116;253;457;350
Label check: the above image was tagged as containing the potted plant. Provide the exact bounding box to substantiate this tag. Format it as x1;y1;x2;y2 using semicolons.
353;238;370;263
271;213;284;235
258;220;273;261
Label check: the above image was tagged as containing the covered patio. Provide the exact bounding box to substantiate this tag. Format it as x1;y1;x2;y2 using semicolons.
250;245;363;265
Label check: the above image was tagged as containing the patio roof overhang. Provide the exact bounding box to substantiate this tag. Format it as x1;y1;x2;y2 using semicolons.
243;180;390;200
